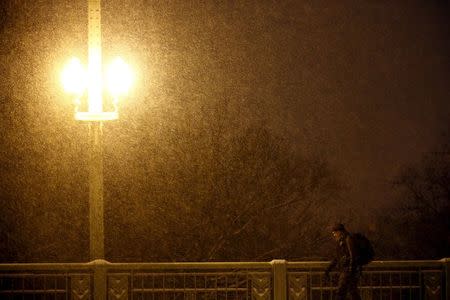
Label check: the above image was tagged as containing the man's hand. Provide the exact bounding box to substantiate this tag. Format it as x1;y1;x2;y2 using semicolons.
347;265;357;275
324;270;331;282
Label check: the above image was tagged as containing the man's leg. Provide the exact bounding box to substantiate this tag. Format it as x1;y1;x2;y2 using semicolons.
348;272;362;300
335;272;349;300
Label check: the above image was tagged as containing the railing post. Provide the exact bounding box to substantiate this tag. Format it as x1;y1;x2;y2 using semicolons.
444;258;450;300
92;259;108;300
271;259;287;300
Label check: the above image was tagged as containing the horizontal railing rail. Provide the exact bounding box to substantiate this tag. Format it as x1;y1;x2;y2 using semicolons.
0;258;448;300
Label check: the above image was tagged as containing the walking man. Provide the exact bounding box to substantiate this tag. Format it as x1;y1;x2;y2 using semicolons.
325;223;362;300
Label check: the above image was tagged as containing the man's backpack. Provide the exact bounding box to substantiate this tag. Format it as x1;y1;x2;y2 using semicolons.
352;233;374;265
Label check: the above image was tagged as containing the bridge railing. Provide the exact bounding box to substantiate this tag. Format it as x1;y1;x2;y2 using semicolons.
287;259;448;300
0;258;448;299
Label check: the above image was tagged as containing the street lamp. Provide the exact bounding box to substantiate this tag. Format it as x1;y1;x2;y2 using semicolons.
60;0;133;261
61;56;133;122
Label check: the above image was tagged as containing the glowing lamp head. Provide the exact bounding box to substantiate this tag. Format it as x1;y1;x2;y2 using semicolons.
106;57;133;98
61;57;87;95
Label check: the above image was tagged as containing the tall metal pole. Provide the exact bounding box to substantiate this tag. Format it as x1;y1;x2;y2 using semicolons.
88;0;104;260
87;2;107;298
88;122;104;260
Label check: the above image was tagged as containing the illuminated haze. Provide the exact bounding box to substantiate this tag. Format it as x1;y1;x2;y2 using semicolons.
0;1;448;261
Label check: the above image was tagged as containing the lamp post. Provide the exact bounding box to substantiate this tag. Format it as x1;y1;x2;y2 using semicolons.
61;0;133;261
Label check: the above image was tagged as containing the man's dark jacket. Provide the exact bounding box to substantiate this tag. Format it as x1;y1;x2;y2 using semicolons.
326;233;358;274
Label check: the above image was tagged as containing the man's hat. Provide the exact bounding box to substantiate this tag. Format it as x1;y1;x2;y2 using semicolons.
331;223;346;232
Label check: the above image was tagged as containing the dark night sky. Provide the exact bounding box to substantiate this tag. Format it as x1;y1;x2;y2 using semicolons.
1;1;449;235
104;1;450;217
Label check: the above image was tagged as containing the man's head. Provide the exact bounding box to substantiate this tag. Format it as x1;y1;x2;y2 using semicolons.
331;223;346;241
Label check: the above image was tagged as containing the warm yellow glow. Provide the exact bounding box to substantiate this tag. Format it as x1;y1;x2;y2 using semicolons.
106;57;133;98
61;57;86;95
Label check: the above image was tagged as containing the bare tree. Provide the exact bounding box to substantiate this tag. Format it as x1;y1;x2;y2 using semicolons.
382;133;450;259
105;111;343;262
